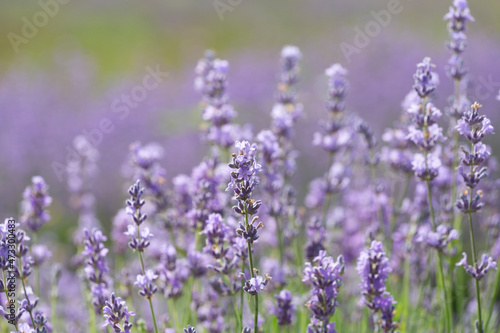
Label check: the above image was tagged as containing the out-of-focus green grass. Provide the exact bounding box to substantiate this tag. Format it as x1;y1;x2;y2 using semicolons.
1;1;498;79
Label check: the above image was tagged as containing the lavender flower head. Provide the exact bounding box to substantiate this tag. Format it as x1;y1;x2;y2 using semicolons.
126;180;147;226
103;293;135;333
272;45;303;138
456;253;497;280
227;141;263;217
184;325;197;333
82;228;110;311
241;273;271;295
66;135;99;194
135;269;158;299
272;289;295;326
356;240;392;311
325;64;348;114
20;176;52;232
413;57;437;98
455;103;495;213
444;0;474;33
127;142;168;212
303;250;344;332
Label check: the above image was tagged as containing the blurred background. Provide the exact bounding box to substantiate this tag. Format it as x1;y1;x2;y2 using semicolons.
1;0;499;244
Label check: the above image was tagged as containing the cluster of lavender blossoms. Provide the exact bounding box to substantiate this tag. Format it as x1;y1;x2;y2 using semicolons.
444;0;474;118
303;250;344;333
82;228;111;312
102;293;135;333
3;3;500;332
357;241;398;333
195;51;250;152
227;140;269;332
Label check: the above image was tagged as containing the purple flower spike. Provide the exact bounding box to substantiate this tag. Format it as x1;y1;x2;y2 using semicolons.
135;269;158;299
20;176;52;232
184;325;197;333
413;57;437;98
103;293;135;333
444;0;474;33
357;241;392;311
272;289;295;326
325;64;348;113
303;250;344;332
82;228;110;312
456;253;497;280
455;103;493;214
241;274;271;295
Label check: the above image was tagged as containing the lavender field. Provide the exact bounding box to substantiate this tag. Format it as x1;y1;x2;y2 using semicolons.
1;0;500;332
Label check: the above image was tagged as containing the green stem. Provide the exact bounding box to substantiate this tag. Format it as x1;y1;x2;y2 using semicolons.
466;140;484;332
369;149;389;247
276;215;284;266
136;222;159;333
450;78;461;228
426;179;453;333
17;256;36;328
244;203;259;333
389;175;411;234
240;259;245;330
51;278;58;332
400;215;418;331
88;299;97;333
33;233;40;298
485;264;500;330
468;195;483;332
167;298;179;330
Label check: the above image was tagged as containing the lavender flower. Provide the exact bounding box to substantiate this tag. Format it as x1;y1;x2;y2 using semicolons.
126;180;148;226
456;253;497;280
444;0;474;33
357;241;398;332
184;325;197;333
272;45;303;140
125;224;153;252
20;176;52;232
135;269;158;299
422;224;459;254
356;241;392;311
303;250;344;332
127;142;169;212
413;57;437;98
82;228;110;312
325;64;348;114
102;293;135;333
66;135;102;244
455;103;494;213
202;213;240;278
241;274;271;295
195;51;247;150
124;180;159;332
304;217;326;262
272;289;295;326
227;140;265;331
